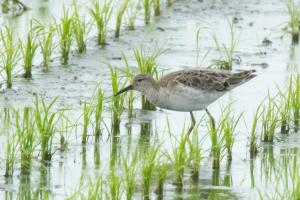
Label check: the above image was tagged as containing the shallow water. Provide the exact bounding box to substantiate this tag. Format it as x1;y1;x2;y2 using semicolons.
0;0;299;199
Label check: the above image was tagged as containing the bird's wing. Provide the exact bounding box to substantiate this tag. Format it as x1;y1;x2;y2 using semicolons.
158;69;256;91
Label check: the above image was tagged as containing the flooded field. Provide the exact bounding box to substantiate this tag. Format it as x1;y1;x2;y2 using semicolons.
0;0;299;199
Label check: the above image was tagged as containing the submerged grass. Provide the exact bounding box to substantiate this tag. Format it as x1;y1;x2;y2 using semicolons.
155;158;168;195
55;7;73;65
82;101;93;144
107;166;122;200
115;0;131;38
4;132;18;177
141;145;160;199
38;24;55;72
35;96;59;161
153;0;160;16
123;150;138;200
19;21;40;78
87;0;112;46
143;0;151;24
261;94;279;143
126;0;139;30
0;26;20;88
15;107;36;174
287;0;300;44
73;2;89;53
109;66;126;131
94;87;103;141
213;18;238;70
221;106;243;160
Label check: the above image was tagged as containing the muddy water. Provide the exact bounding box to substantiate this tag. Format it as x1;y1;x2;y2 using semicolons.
0;0;299;199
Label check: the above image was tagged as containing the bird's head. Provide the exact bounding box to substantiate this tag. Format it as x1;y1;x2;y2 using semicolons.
115;74;156;96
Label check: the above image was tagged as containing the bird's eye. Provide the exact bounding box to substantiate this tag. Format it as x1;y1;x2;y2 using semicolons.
137;78;144;82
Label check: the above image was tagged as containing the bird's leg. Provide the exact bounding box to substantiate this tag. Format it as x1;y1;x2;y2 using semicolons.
187;111;196;136
205;108;216;131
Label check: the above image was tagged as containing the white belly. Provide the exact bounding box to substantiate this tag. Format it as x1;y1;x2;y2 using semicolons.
146;85;225;112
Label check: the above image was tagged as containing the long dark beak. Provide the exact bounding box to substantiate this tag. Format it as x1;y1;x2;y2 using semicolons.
115;85;133;96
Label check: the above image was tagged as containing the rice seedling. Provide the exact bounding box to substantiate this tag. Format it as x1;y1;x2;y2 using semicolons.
0;26;20;88
123;149;138;200
19;21;40;78
107;166;122;200
4;133;18;177
94;143;100;169
291;74;300;132
212;18;238;70
141;145;160;199
126;0;139;30
155;158;168;195
277;79;293;134
133;46;163;110
87;0;113;46
73;1;89;53
15;107;36;174
165;118;189;184
86;176;103;199
286;0;300;44
207;113;223;169
220;106;243;160
115;0;131;38
250;102;264;158
187;127;201;180
261;94;279;143
94;87;103;142
38;24;55;72
57;111;74;151
143;0;151;24
152;0;160;16
167;0;172;7
35;96;59;161
55;7;73;65
109;65;126;131
82;101;93;144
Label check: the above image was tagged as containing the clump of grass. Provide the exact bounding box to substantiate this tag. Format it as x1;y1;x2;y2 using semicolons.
153;0;160;16
35;96;59;161
58;111;74;151
19;21;40;78
87;0;112;46
250;102;263;158
73;2;89;53
110;66;126;132
155;158;168;195
261;94;279;143
107;166;122;200
81;101;93;144
286;0;300;44
213;18;238;70
15;107;36;174
277;79;293;134
126;0;139;30
0;26;20;88
123;150;138;200
115;0;131;38
207;114;223;169
187;127;201;180
291;75;300;132
38;24;55;72
94;87;103;141
221;107;243;161
133;46;163;110
4;133;18;177
141;145;160;199
143;0;151;24
55;7;73;65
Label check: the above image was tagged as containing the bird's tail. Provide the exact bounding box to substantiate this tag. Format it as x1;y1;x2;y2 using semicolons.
227;69;256;85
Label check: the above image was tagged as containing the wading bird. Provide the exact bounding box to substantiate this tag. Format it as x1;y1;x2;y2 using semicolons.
116;68;256;135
